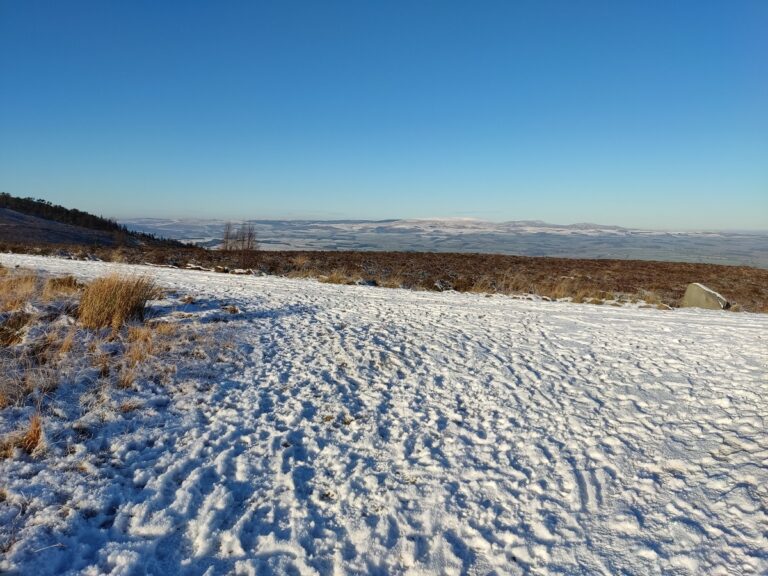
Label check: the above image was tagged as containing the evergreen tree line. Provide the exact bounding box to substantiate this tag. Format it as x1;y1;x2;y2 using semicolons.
1;192;123;231
0;192;183;247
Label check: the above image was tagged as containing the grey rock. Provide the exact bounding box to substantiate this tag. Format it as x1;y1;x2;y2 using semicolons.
681;283;730;310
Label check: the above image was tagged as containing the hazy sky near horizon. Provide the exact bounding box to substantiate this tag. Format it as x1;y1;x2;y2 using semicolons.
1;1;766;229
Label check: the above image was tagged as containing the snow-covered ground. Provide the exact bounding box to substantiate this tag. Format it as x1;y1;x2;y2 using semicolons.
1;253;767;575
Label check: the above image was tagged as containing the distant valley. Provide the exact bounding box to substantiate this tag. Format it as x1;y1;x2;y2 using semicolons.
122;218;768;268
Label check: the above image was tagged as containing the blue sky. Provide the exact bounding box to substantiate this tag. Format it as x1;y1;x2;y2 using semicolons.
1;1;766;229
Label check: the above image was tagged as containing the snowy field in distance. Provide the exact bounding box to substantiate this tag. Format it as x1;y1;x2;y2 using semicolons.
1;254;767;575
121;217;768;268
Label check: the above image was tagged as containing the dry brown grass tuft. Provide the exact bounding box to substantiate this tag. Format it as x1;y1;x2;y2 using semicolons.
469;275;495;293
42;275;82;300
0;273;39;312
127;325;153;345
0;312;34;346
380;275;405;289
94;353;111;378
117;366;136;389
78;275;158;331
638;290;662;305
124;323;175;367
153;322;177;337
0;413;43;459
292;254;311;268
285;269;314;279
59;327;77;355
19;414;42;453
119;399;141;413
320;269;351;285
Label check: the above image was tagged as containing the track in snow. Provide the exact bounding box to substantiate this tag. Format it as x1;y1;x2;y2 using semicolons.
1;254;767;575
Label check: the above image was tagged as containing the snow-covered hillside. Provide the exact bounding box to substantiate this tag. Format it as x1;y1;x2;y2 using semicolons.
1;254;767;575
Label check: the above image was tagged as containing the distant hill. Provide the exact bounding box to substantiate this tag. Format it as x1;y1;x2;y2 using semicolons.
122;217;768;268
0;193;181;248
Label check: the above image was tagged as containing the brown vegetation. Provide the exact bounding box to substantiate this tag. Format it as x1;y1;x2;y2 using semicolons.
0;269;157;423
42;275;82;300
253;251;768;312
3;243;767;311
78;275;158;331
0;413;42;460
0;266;233;470
0;273;39;312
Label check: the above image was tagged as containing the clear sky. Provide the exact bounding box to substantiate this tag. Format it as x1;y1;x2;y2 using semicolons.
1;1;766;229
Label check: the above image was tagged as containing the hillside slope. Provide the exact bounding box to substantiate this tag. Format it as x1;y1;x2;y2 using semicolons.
0;194;181;247
0;208;125;246
1;254;766;575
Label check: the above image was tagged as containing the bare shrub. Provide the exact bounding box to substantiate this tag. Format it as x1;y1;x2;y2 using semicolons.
292;254;311;268
78;275;158;331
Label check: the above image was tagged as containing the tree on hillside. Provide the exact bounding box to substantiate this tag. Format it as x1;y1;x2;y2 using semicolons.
222;221;234;251
220;221;259;267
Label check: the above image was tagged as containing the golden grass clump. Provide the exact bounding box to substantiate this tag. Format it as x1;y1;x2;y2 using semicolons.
380;275;406;289
127;325;153;345
78;275;158;331
0;273;39;312
153;322;177;337
320;269;351;285
469;275;495;293
0;413;43;459
126;342;150;367
42;275;82;301
59;327;77;355
19;414;42;453
291;254;311;269
117;366;136;389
